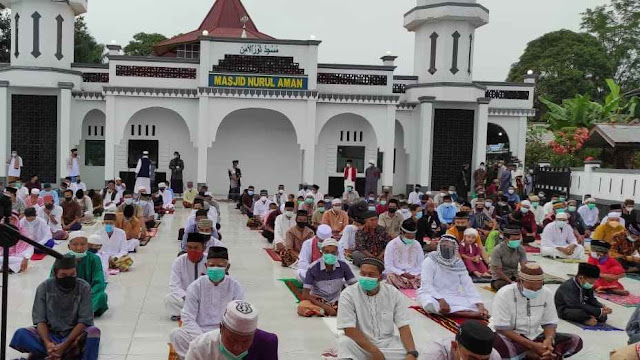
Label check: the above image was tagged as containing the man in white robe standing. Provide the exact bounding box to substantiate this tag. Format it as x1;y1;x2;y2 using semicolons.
6;150;23;183
166;233;208;321
540;212;585;260
134;151;152;194
170;246;244;359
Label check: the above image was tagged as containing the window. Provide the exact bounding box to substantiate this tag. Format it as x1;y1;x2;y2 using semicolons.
176;43;200;59
128;140;158;168
85;140;105;166
336;146;365;173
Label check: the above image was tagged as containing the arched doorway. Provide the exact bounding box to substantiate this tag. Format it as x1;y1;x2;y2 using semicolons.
316;113;378;198
80;109;106;190
394;120;408;195
487;123;511;163
208;109;300;195
119;107;195;190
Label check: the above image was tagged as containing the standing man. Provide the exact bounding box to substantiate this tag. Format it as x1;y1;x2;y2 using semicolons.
6;150;23;183
500;163;514;194
67;148;80;182
134;151;152;194
364;160;380;197
343;159;357;193
228;160;242;202
473;162;487;189
169;151;185;197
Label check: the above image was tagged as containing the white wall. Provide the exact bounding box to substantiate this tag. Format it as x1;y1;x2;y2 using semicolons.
393;121;408;195
207;109;301;195
571;168;640;203
79;109;105;190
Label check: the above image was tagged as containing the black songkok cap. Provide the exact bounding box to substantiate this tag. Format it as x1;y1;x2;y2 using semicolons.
186;232;207;244
103;213;116;221
456;320;496;356
610;204;622;210
208;246;229;260
361;257;384;273
503;224;522;236
590;239;611;253
401;219;417;234
455;211;469;219
4;187;17;194
53;254;77;270
577;263;600;279
284;201;295;208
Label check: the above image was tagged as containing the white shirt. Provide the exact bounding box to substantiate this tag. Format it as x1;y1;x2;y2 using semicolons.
311;191;324;204
408;191;423;205
491;283;558;339
340;224;358;251
577;205;599;227
37;205;63;232
96;227;129;259
68;157;80;177
185;330;226;360
540;222;577;248
297;237;346;280
384;237;424;276
7;156;23;177
169;253;208;300
423;336;502;360
417;257;483;313
17;187;29;201
297;189;311;198
531;205;546;225
160;189;173;206
274;213;296;246
70;182;87;195
181;275;244;335
337;283;411;346
252;199;272;219
102;190;121;207
543;201;555;216
19;217;52;245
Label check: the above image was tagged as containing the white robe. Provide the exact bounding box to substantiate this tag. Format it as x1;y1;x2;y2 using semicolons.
339;224;358;251
273;213;296;248
417;257;483;314
296;237;346;281
19;217;52;246
96;227;129;259
160;189;174;210
165;253;207;317
252;199;272;219
384;237;424;276
7;156;23;178
540;222;585;260
0;245;33;273
170;275;244;359
36;205;64;233
185;330;227;360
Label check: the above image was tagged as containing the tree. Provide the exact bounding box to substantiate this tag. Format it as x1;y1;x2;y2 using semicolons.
124;32;167;56
74;16;104;64
581;0;640;91
507;30;614;121
0;5;10;63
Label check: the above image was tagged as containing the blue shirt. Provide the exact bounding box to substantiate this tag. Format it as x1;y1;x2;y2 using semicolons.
303;259;356;303
437;203;457;224
39;190;59;205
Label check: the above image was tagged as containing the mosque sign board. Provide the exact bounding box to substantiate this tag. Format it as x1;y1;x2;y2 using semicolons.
209;73;308;90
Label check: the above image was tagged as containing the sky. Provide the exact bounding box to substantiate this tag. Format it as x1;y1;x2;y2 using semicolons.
83;0;610;81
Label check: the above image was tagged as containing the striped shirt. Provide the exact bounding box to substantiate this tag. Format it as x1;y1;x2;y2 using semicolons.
303;259;356;303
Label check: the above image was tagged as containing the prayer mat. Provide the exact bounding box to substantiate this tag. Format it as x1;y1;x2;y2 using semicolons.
264;248;282;262
566;320;623;331
471;276;493;283
30;253;46;261
278;278;303;303
597;293;640;307
626;273;640;281
321;347;338;359
400;288;417;301
410;306;488;334
139;237;151;247
167;343;179;360
543;273;565;284
482;286;497;294
524;245;541;254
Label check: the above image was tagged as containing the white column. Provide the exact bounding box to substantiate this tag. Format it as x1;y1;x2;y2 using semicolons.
473;98;489;169
58;84;73;181
0;82;8;180
517;115;528;164
197;96;209;186
418;97;435;188
104;95;116;182
381;104;396;188
301;99;317;185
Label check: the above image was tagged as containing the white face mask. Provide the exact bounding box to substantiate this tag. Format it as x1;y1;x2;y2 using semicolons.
627;207;635;212
628;235;638;243
591;252;599;259
124;198;133;205
285;211;294;218
260;196;267;202
279;190;284;194
508;190;515;194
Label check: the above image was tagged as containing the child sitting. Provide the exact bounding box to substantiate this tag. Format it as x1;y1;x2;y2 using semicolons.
588;240;629;296
459;228;491;278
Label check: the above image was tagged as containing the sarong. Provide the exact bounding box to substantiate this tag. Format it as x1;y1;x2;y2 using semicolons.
10;326;100;360
493;332;583;360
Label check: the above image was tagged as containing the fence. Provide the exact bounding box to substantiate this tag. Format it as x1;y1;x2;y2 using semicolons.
533;166;571;197
570;162;640;204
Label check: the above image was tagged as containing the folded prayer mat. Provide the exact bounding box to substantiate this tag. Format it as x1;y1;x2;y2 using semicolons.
409;306;488;334
278;278;303;303
264;248;282;262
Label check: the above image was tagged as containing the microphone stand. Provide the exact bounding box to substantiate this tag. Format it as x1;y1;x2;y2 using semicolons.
0;221;63;360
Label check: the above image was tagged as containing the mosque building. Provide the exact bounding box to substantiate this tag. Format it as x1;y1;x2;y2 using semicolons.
0;0;535;196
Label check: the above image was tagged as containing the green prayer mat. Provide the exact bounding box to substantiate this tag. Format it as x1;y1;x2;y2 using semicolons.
278;278;303;303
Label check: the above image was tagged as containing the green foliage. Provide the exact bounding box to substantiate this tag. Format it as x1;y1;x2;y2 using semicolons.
74;16;104;64
0;6;10;63
581;0;640;90
508;30;614;120
525;126;554;169
124;33;167;56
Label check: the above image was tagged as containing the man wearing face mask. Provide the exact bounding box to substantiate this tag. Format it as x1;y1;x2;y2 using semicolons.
352;210;390;267
379;199;403;239
186;300;279;360
115;201;144;253
490;225;528;291
273;184;287;208
473;162;488;188
62;232;109;317
364;160;380;198
587;240;629;296
6;150;23;183
11;255;100;360
342;184;360;207
437;195;457;226
298;238;356;317
343;159;357;194
61;189;83;232
408;184;423;205
592;212;626;245
38;195;68;240
492;262;584;359
170;246;244;359
322;198;349;237
252;190;272;222
513;200;537;244
282;210;314;267
241;186;255;218
529;195;546;230
97;213;132;272
296;224;345;282
612;224;640;272
555;263;611;326
182;181;198;208
424;320;501;360
134;150;152;195
66;148;81;182
623;199;640;230
577;197;599;230
384;220;424;290
273;202;297;252
169;151;185;196
20;207;54;252
505;186;520;208
540;212;585;260
117;190;143;218
158;182;175;212
166;232;208;321
337;257;418;360
75;189;95;225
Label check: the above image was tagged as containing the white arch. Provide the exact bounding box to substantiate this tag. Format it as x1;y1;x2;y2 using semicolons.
316;112;379;145
215;107;299;144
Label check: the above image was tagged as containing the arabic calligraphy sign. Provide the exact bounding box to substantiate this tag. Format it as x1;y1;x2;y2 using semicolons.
209;73;308;90
239;44;279;55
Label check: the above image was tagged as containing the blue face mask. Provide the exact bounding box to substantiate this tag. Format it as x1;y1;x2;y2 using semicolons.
105;224;114;233
247;191;254;196
359;276;379;292
401;237;415;245
415;212;423;220
521;287;540;299
218;341;248;360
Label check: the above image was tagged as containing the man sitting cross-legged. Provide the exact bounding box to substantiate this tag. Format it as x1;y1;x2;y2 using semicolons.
297;239;356;317
384;219;424;290
587;239;629;296
296;224;346;282
555;263;612;326
96;212;132;272
170;246;244;359
10;255;101;360
165;232;208;322
540;212;585;260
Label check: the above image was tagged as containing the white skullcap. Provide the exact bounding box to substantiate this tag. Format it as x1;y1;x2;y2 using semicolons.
463;228;478;237
68;231;88;241
204;191;212;196
607;212;621;219
332;198;342;205
30;188;40;195
159;182;166;187
368;159;375;165
321;238;339;248
88;234;104;245
115;177;122;181
520;200;531;207
586;198;596;203
316;224;332;240
222;300;258;335
556;212;569;220
142;151;149;155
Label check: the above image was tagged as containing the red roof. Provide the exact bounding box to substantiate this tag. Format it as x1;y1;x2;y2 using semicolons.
155;0;274;56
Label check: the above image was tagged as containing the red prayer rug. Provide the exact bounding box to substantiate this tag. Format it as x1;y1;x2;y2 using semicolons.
524;245;541;253
597;293;640;307
31;253;46;261
410;306;488;334
400;288;417;301
264;248;282;262
278;278;303;302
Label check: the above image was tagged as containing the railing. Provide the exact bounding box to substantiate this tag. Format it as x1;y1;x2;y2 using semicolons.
317;73;387;86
